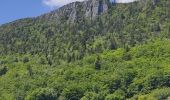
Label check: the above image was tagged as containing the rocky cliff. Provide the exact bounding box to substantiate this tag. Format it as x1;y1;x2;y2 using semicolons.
39;0;110;23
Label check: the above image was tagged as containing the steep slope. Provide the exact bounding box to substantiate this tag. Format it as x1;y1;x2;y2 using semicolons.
0;0;169;64
0;0;170;99
39;0;109;23
0;39;170;99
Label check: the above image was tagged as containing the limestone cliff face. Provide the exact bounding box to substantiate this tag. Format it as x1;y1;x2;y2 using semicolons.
39;0;109;23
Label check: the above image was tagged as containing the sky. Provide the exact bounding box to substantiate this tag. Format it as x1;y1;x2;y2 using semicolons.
0;0;51;25
0;0;137;25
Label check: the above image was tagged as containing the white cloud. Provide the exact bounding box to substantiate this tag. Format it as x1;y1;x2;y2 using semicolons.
43;0;84;8
43;0;138;8
115;0;138;3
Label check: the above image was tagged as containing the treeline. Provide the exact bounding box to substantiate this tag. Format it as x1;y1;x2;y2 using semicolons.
0;0;169;64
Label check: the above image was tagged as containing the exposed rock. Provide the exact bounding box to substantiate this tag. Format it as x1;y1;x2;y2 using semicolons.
39;0;109;24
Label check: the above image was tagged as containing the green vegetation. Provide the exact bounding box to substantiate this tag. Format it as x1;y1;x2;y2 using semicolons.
0;39;170;100
0;0;170;99
0;0;169;63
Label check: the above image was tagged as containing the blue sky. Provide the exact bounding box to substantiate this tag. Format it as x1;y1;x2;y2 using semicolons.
0;0;86;24
0;0;51;25
0;0;137;25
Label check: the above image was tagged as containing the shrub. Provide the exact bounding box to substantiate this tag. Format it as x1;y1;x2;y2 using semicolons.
23;57;29;63
25;88;57;100
81;92;99;100
0;66;8;76
61;84;85;100
105;94;124;100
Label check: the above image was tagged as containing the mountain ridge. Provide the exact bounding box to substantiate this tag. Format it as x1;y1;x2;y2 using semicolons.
38;0;109;24
0;0;170;99
0;0;169;60
0;0;139;26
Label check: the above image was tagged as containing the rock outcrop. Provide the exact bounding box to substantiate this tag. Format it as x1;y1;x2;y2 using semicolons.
39;0;109;23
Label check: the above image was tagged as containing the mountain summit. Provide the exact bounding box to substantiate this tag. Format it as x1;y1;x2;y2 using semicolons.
0;0;168;59
40;0;110;23
38;0;159;24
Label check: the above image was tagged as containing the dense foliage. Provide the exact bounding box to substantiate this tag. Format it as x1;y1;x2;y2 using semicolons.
0;39;170;100
0;0;169;63
0;0;170;99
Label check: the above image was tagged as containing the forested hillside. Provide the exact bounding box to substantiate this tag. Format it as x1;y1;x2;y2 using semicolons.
0;0;170;99
0;0;169;63
0;39;170;100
